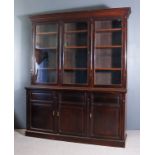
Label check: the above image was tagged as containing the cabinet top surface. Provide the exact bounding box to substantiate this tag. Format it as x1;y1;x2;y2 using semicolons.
29;7;131;22
25;85;126;93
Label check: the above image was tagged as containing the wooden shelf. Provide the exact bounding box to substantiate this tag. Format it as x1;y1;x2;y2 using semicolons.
95;68;122;71
36;32;57;35
95;45;122;49
36;47;57;50
37;68;57;70
95;28;122;33
65;30;88;34
64;68;87;71
64;46;88;49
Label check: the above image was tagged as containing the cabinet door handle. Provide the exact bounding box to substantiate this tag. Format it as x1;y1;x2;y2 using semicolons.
52;111;55;116
90;113;92;119
57;112;59;117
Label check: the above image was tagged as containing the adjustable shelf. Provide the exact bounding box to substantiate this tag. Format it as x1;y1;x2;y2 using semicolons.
65;30;88;34
95;28;122;33
64;68;88;71
37;68;57;70
36;32;58;35
64;46;88;49
95;68;122;71
35;47;57;50
95;45;122;49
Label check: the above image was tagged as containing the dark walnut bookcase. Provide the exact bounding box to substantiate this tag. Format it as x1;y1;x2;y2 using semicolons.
25;7;131;147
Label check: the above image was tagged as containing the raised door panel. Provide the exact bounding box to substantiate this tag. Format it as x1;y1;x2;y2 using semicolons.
90;93;121;139
58;92;87;136
29;90;56;132
31;103;55;132
59;104;86;136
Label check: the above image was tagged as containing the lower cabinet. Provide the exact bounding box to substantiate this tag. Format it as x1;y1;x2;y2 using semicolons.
29;91;56;132
26;89;125;147
31;103;55;132
90;93;120;139
58;92;87;136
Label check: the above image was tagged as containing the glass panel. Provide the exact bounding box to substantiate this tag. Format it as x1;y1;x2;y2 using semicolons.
35;49;57;68
95;31;122;46
65;22;88;31
36;24;58;49
34;49;57;83
94;19;122;86
64;33;87;46
95;71;121;85
35;70;57;83
63;21;88;85
63;70;87;84
95;48;121;68
95;19;122;29
36;35;57;49
36;24;57;33
64;49;87;68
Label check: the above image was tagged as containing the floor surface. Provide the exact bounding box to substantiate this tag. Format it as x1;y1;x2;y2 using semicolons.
15;130;139;155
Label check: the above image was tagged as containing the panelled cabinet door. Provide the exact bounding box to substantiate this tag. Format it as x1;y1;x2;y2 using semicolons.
58;92;87;136
90;93;121;138
30;91;56;132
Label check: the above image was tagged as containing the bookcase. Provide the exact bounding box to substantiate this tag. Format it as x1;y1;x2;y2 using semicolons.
25;7;131;147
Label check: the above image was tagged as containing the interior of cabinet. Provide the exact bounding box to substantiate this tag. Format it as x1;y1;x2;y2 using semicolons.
63;22;88;85
95;70;121;85
32;19;123;86
63;70;87;84
58;92;86;135
36;24;58;49
94;19;122;86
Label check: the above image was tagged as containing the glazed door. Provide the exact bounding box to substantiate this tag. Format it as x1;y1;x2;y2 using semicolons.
62;21;90;86
29;91;56;132
33;23;59;84
58;92;87;136
90;93;121;139
93;19;123;86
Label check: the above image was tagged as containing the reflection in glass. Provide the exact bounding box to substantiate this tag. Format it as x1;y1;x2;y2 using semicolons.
35;70;57;83
35;49;57;68
34;49;57;83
